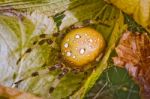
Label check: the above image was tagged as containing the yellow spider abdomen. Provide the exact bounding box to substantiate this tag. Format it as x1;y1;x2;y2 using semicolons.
61;27;105;67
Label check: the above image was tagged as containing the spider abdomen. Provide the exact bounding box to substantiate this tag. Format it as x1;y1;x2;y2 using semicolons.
61;27;105;67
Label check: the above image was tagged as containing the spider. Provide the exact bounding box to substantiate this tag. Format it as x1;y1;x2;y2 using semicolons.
14;20;106;95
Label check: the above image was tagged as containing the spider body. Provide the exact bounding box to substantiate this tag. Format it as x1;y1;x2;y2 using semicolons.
15;23;105;95
61;27;105;67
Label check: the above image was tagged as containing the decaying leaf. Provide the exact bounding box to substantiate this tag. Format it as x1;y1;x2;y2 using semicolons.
113;31;150;99
0;85;41;99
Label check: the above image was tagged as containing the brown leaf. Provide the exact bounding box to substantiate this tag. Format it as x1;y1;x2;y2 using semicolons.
113;31;150;99
0;85;42;99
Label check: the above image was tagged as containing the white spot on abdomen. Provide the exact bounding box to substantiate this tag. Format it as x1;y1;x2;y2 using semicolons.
66;51;72;56
80;48;85;54
64;43;69;48
75;34;81;39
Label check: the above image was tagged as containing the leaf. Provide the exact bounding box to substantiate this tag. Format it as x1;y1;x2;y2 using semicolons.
0;85;42;99
51;72;85;99
85;66;140;99
113;31;150;99
68;0;106;21
124;14;146;33
71;10;126;99
60;0;120;29
0;8;89;99
0;0;142;99
106;0;150;33
0;0;71;16
0;0;117;98
0;10;57;93
59;0;108;30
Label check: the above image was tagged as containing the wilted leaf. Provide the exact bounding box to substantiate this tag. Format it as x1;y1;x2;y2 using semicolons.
113;31;150;99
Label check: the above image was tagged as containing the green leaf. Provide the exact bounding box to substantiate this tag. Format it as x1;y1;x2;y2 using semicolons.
0;0;70;16
59;0;106;30
51;72;85;99
124;14;146;33
0;11;86;99
71;11;126;99
86;66;140;99
0;11;59;98
0;1;102;97
0;0;142;99
68;0;106;21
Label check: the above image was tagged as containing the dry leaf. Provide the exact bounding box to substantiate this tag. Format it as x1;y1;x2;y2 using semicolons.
113;31;150;99
0;85;42;99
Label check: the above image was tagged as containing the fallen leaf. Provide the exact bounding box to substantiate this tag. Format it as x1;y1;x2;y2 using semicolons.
113;31;150;99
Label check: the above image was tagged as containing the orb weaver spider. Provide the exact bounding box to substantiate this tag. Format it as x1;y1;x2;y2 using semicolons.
13;18;106;94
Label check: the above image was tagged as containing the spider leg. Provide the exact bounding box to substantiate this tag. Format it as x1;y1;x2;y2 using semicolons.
13;70;44;86
16;34;54;65
70;19;95;30
49;67;69;94
71;68;80;74
16;48;32;64
13;63;64;87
